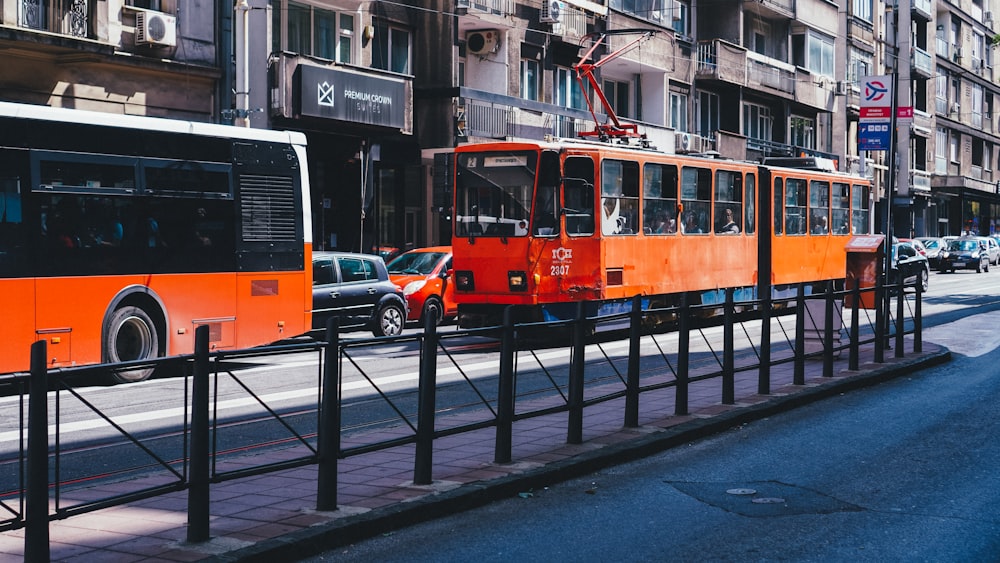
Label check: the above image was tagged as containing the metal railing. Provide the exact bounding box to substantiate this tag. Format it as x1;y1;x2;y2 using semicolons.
2;277;923;559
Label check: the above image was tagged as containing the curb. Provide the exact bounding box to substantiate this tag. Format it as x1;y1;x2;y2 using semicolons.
210;347;951;562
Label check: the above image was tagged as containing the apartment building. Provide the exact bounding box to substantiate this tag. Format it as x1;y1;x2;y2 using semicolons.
4;0;1000;247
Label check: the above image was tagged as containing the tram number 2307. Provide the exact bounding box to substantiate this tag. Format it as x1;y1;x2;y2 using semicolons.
550;264;571;276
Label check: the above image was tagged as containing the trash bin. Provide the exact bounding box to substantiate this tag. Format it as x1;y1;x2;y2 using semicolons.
844;235;886;309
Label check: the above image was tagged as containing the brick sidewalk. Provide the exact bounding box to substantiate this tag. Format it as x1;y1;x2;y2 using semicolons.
0;340;949;562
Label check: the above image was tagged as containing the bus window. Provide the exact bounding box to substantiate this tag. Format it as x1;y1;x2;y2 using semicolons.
852;184;871;233
601;159;639;235
714;169;742;234
643;162;678;235
563;156;594;235
809;180;829;234
831;182;850;234
785;178;807;235
745;173;756;234
680;166;711;234
773;177;783;235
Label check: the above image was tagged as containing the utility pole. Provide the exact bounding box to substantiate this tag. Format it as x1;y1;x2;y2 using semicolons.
894;0;914;237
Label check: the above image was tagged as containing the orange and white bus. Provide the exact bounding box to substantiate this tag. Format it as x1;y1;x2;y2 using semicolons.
0;101;312;382
450;139;872;328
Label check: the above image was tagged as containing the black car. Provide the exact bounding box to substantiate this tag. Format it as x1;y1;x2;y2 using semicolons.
938;237;989;274
890;241;930;292
312;252;408;337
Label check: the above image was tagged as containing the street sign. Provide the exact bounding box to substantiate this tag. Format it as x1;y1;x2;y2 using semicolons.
859;122;891;151
860;76;893;108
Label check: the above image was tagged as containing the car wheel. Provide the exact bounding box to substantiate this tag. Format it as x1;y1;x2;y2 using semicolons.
921;268;929;292
422;296;444;326
105;305;161;384
373;303;405;337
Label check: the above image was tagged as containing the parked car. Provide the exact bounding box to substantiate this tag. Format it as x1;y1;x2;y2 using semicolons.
311;252;407;337
890;241;930;292
979;236;1000;265
938;237;990;273
387;246;457;325
914;237;946;269
898;238;927;257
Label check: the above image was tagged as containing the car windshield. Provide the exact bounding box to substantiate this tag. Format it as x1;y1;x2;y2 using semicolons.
921;239;941;249
949;240;979;251
388;252;446;275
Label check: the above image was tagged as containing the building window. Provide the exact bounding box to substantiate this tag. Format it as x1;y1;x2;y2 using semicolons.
793;30;835;78
670;91;688;132
20;0;89;36
790;116;816;149
853;0;872;23
743;102;772;141
672;0;689;36
372;22;411;74
609;0;667;24
556;67;588;110
697;90;719;137
603;78;631;119
950;131;960;163
848;47;872;84
276;3;355;64
520;59;539;101
935;127;947;173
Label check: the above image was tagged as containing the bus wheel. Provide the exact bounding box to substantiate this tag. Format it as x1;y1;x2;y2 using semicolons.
373;303;405;337
422;297;444;326
105;306;160;384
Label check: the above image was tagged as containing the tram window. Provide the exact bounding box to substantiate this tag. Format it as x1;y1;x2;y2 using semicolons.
745;173;756;234
601;159;639;235
785;178;807;235
809;180;830;234
643;163;678;235
773;177;783;235
714;169;742;235
831;182;850;234
680;166;711;234
533;151;561;236
563;156;595;235
852;184;871;234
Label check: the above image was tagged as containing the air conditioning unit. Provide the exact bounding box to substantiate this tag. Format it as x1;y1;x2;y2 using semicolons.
466;30;500;55
540;0;564;24
986;11;994;22
135;9;176;47
950;102;961;115
675;132;702;153
953;47;963;63
456;0;471;8
835;81;848;96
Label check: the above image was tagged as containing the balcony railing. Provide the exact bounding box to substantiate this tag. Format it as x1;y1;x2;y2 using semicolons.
467;0;514;16
911;169;931;192
697;40;796;96
20;0;88;37
459;88;600;141
912;46;933;77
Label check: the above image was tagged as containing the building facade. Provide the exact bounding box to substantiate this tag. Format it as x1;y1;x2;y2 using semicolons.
4;0;1000;247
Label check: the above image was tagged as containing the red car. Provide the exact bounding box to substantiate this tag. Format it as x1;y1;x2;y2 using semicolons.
386;246;457;325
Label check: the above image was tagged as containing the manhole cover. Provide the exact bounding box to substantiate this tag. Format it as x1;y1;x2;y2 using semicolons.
726;488;757;495
752;497;786;504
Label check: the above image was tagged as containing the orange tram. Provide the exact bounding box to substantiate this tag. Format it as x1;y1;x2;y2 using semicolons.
450;139;873;328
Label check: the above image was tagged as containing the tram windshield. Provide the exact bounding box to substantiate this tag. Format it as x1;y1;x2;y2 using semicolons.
455;151;537;237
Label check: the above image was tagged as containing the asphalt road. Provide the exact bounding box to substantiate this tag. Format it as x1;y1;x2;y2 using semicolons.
296;270;1000;561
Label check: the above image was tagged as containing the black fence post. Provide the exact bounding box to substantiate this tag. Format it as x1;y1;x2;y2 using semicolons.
722;288;735;405
316;318;340;511
567;301;586;445
823;281;834;378
25;340;50;563
874;272;886;364
794;283;805;385
914;274;923;353
849;280;860;371
413;314;438;485
895;276;905;358
676;294;690;416
494;307;516;464
624;295;641;428
187;325;210;543
758;291;772;396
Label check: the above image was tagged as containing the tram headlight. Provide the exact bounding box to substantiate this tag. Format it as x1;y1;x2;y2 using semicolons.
508;270;528;292
455;270;475;291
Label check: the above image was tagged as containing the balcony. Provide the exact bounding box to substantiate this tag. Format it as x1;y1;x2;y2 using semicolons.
456;0;516;33
697;40;828;109
911;169;931;193
912;46;933;78
552;5;588;41
455;87;681;148
911;0;932;21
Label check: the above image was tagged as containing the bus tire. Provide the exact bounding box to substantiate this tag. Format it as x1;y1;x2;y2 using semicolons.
422;296;444;326
105;305;160;384
373;303;405;337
